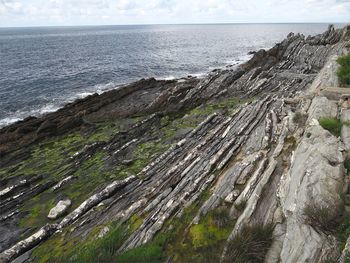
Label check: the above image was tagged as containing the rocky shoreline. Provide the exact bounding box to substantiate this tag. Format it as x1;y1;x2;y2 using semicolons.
0;24;350;262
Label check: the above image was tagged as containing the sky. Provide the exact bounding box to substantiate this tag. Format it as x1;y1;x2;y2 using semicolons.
0;0;349;27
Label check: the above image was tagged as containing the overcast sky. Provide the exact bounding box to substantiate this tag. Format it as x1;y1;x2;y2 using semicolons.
0;0;349;27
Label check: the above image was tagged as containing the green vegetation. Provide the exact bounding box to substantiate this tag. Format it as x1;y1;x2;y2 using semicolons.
345;253;350;263
129;214;144;234
32;224;126;263
337;54;350;86
190;210;233;248
336;212;350;250
67;226;126;263
11;96;256;262
19;196;56;228
169;207;235;263
11;115;172;230
118;140;170;179
223;224;274;263
319;118;344;137
189;97;252;117
116;234;168;263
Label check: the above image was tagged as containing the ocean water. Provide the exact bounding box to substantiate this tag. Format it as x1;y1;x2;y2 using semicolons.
0;23;344;127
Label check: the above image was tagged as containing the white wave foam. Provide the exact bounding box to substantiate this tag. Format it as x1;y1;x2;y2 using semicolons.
94;82;118;94
37;104;60;115
162;75;176;80
76;92;95;98
0;82;120;128
0;117;22;127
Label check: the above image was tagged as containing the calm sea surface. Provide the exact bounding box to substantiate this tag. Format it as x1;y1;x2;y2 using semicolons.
0;23;344;127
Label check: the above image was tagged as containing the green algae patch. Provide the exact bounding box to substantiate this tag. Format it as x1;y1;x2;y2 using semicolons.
1;132;86;182
31;226;82;263
129;214;144;234
190;209;233;249
188;97;252;117
119;140;170;178
169;208;234;263
19;196;56;229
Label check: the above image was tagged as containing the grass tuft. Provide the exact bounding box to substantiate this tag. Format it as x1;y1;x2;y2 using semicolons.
303;202;343;234
116;234;168;263
66;225;125;263
319;118;343;137
337;54;350;86
223;224;274;263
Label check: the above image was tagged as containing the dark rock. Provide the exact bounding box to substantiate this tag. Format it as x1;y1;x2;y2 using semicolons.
37;120;57;134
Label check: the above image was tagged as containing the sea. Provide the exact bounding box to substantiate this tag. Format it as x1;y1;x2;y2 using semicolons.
0;23;345;127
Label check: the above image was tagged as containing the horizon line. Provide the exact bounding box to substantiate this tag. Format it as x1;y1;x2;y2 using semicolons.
1;21;349;29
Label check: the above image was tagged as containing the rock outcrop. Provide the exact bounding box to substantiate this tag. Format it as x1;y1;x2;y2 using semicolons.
0;24;349;263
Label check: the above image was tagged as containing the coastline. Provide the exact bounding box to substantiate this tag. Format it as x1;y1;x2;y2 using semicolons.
2;23;337;129
0;52;253;129
0;24;350;263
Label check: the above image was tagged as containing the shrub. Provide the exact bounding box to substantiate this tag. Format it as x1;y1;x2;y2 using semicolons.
319;118;343;137
223;224;274;263
303;202;343;234
337;54;350;86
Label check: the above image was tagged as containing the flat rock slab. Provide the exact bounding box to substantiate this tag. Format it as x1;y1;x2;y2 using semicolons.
48;200;71;220
320;87;350;100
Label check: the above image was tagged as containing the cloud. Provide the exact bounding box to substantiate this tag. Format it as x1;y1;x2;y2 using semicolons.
0;0;23;14
0;0;349;27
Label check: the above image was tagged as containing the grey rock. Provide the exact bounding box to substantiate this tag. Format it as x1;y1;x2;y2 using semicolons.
47;200;71;220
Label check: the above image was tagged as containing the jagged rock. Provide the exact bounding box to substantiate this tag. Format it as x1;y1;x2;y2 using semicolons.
47;200;71;220
0;176;136;262
277;123;344;262
224;190;240;204
0;25;349;263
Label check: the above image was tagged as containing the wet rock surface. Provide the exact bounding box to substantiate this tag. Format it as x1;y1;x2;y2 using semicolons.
0;25;349;263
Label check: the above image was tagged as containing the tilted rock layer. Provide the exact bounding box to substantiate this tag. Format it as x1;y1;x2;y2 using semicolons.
0;24;350;263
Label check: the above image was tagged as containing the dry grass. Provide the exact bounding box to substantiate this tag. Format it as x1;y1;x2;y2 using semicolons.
223;224;274;263
303;202;343;234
